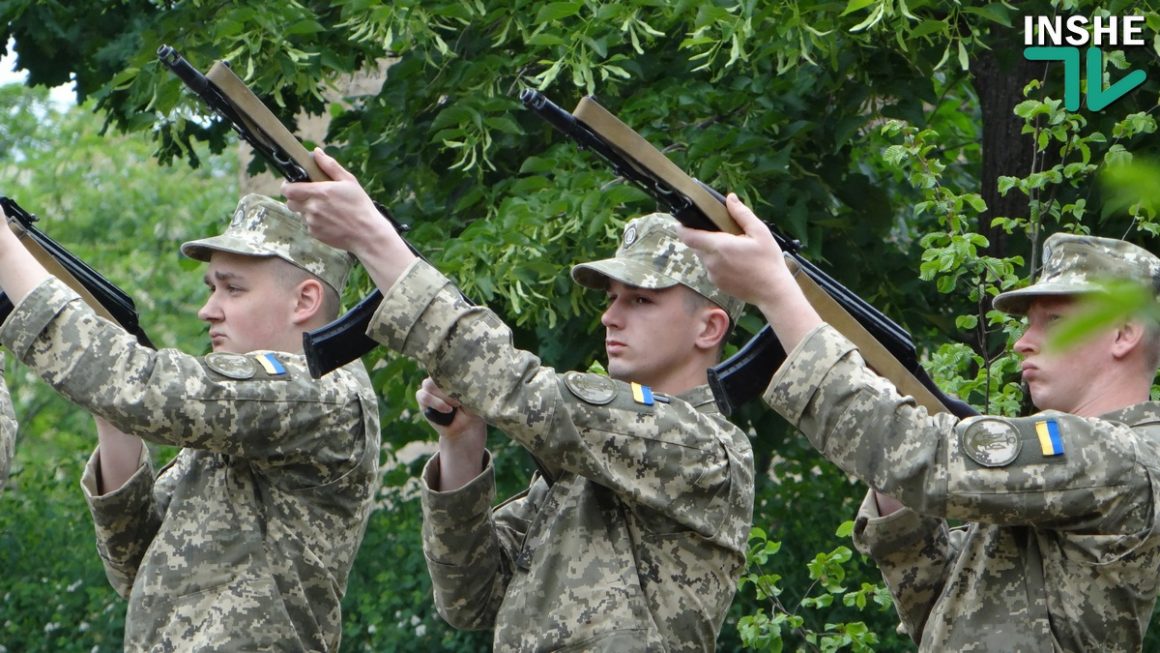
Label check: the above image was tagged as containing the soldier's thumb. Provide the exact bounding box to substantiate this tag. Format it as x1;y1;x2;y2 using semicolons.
313;147;356;182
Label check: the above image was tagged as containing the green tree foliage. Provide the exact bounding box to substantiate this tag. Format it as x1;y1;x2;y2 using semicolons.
2;0;1160;650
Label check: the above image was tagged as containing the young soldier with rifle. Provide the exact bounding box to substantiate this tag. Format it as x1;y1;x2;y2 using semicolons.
680;194;1160;652
283;149;754;651
0;195;380;652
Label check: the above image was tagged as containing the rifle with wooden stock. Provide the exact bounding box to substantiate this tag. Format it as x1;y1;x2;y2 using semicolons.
0;197;153;348
519;90;976;419
157;46;440;375
158;45;466;424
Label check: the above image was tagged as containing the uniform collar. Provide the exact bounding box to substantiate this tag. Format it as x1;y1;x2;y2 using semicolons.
674;384;720;416
1096;401;1160;427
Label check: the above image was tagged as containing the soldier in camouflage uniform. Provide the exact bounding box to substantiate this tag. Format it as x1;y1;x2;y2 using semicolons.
0;194;380;652
0;353;15;491
679;193;1160;652
283;149;755;651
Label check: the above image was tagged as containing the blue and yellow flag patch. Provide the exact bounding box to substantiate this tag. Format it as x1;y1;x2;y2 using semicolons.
630;382;654;406
1035;419;1064;457
255;353;286;376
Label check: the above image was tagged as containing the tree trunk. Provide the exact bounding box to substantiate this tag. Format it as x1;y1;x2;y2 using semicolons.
971;44;1040;261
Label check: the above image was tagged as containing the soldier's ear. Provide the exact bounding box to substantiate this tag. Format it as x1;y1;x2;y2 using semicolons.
1112;319;1146;360
290;277;325;326
695;306;730;353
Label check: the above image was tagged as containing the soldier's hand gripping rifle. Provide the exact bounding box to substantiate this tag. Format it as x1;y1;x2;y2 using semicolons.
520;90;976;419
157;46;463;423
0;197;153;348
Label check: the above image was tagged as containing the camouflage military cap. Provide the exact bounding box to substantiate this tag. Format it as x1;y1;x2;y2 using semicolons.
181;193;354;294
993;232;1160;315
571;213;745;323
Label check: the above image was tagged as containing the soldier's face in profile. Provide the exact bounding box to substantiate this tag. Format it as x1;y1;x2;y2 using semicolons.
601;281;704;388
197;252;299;354
1014;295;1119;413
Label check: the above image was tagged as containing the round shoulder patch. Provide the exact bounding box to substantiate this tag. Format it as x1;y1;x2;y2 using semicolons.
204;352;257;380
563;372;617;405
960;417;1022;468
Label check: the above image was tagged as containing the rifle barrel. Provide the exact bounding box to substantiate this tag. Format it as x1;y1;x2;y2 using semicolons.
158;45;214;99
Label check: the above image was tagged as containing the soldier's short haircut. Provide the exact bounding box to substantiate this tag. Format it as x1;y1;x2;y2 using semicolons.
680;287;732;361
1141;316;1160;374
275;259;342;323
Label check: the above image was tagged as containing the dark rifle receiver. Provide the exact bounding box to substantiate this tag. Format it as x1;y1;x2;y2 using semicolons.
519;90;976;419
0;197;153;348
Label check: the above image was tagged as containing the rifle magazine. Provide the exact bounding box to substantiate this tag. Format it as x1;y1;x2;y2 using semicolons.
708;326;786;416
302;290;384;378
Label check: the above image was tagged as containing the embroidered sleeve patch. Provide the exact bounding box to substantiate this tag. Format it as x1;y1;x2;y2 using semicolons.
204;352;257;380
1035;418;1065;457
563;372;616;405
630;382;654;406
960;417;1022;467
255;352;286;376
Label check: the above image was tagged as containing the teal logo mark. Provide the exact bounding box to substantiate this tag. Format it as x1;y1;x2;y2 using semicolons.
1025;46;1147;111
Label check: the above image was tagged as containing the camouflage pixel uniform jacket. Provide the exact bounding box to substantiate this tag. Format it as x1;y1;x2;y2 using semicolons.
367;260;755;652
0;278;381;652
765;324;1160;653
0;352;15;491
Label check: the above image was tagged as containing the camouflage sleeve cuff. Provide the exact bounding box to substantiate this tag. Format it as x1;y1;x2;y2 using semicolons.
81;444;154;518
763;324;856;425
421;450;498;565
0;277;78;359
366;259;451;355
80;444;157;597
0;351;13;492
852;489;943;558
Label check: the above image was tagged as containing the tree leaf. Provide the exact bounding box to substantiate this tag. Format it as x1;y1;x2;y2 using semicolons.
536;1;584;23
840;0;878;17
